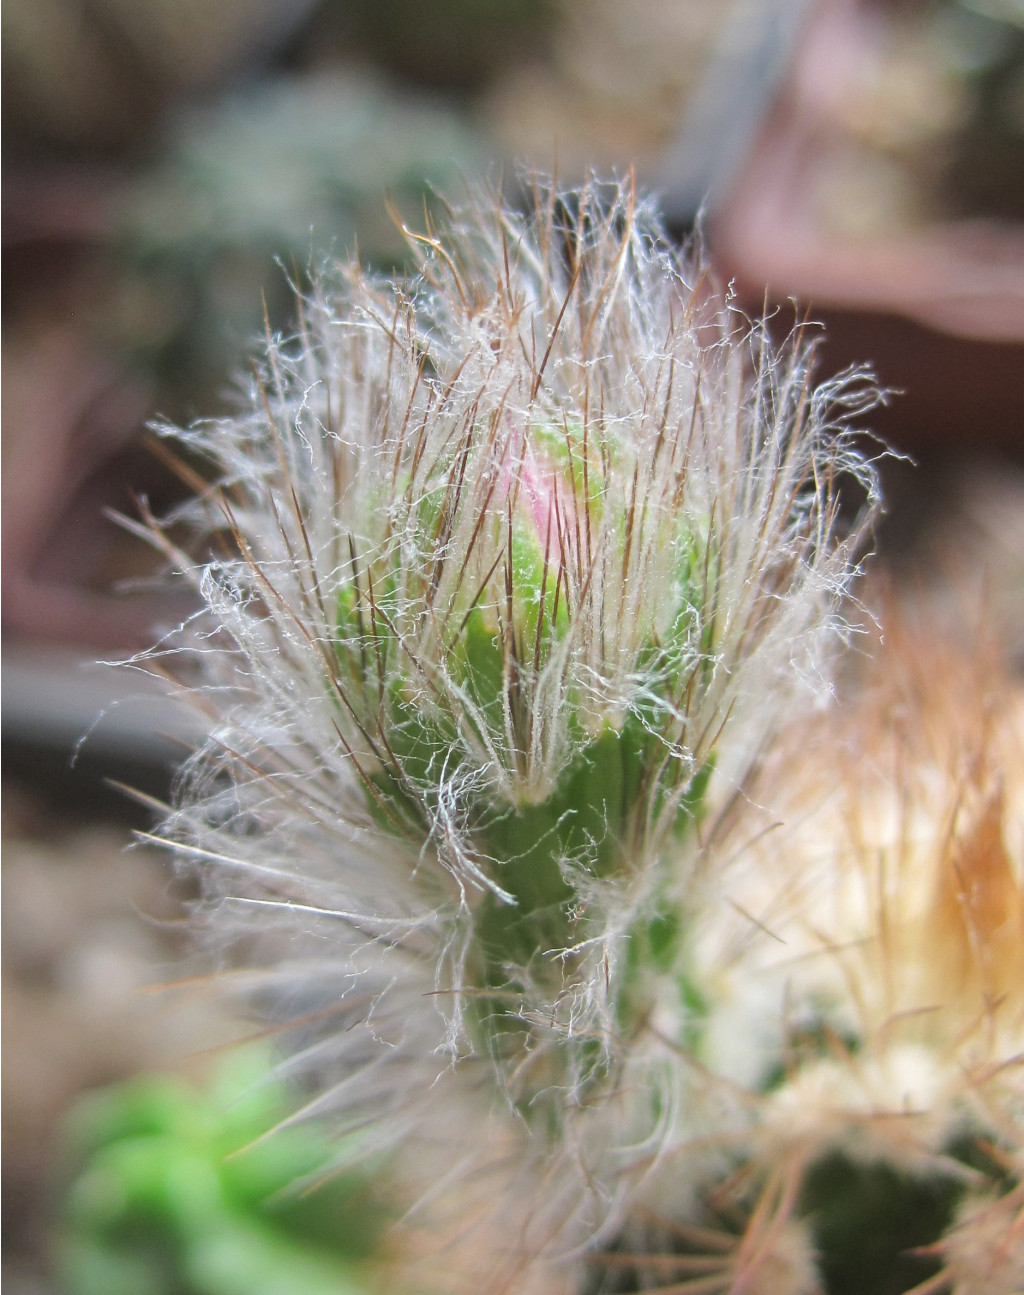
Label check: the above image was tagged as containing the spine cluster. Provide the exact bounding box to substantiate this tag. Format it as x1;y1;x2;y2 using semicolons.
136;178;1020;1292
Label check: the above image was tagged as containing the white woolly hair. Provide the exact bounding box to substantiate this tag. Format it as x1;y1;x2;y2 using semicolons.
690;611;1024;1276
132;176;882;1275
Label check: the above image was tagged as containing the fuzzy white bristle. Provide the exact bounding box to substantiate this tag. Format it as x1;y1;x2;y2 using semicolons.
136;176;883;1276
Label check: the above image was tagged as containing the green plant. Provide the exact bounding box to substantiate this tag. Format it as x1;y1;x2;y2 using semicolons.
59;1052;384;1295
130;178;1021;1292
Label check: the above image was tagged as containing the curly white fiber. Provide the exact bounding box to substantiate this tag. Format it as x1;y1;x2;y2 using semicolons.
138;176;881;1279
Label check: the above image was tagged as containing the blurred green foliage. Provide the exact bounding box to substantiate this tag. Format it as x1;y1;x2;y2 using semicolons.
58;1050;385;1295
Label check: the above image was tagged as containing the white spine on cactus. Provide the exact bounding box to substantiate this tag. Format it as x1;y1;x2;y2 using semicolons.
133;177;881;1269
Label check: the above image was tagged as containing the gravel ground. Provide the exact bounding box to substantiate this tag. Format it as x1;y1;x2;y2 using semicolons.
2;784;244;1294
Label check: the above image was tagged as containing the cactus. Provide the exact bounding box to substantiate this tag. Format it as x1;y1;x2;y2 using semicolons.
131;178;1020;1291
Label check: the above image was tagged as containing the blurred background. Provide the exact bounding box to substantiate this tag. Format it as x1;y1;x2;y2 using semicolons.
4;1;1023;1291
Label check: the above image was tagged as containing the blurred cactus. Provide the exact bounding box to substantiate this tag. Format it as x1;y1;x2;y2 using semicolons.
107;73;484;411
